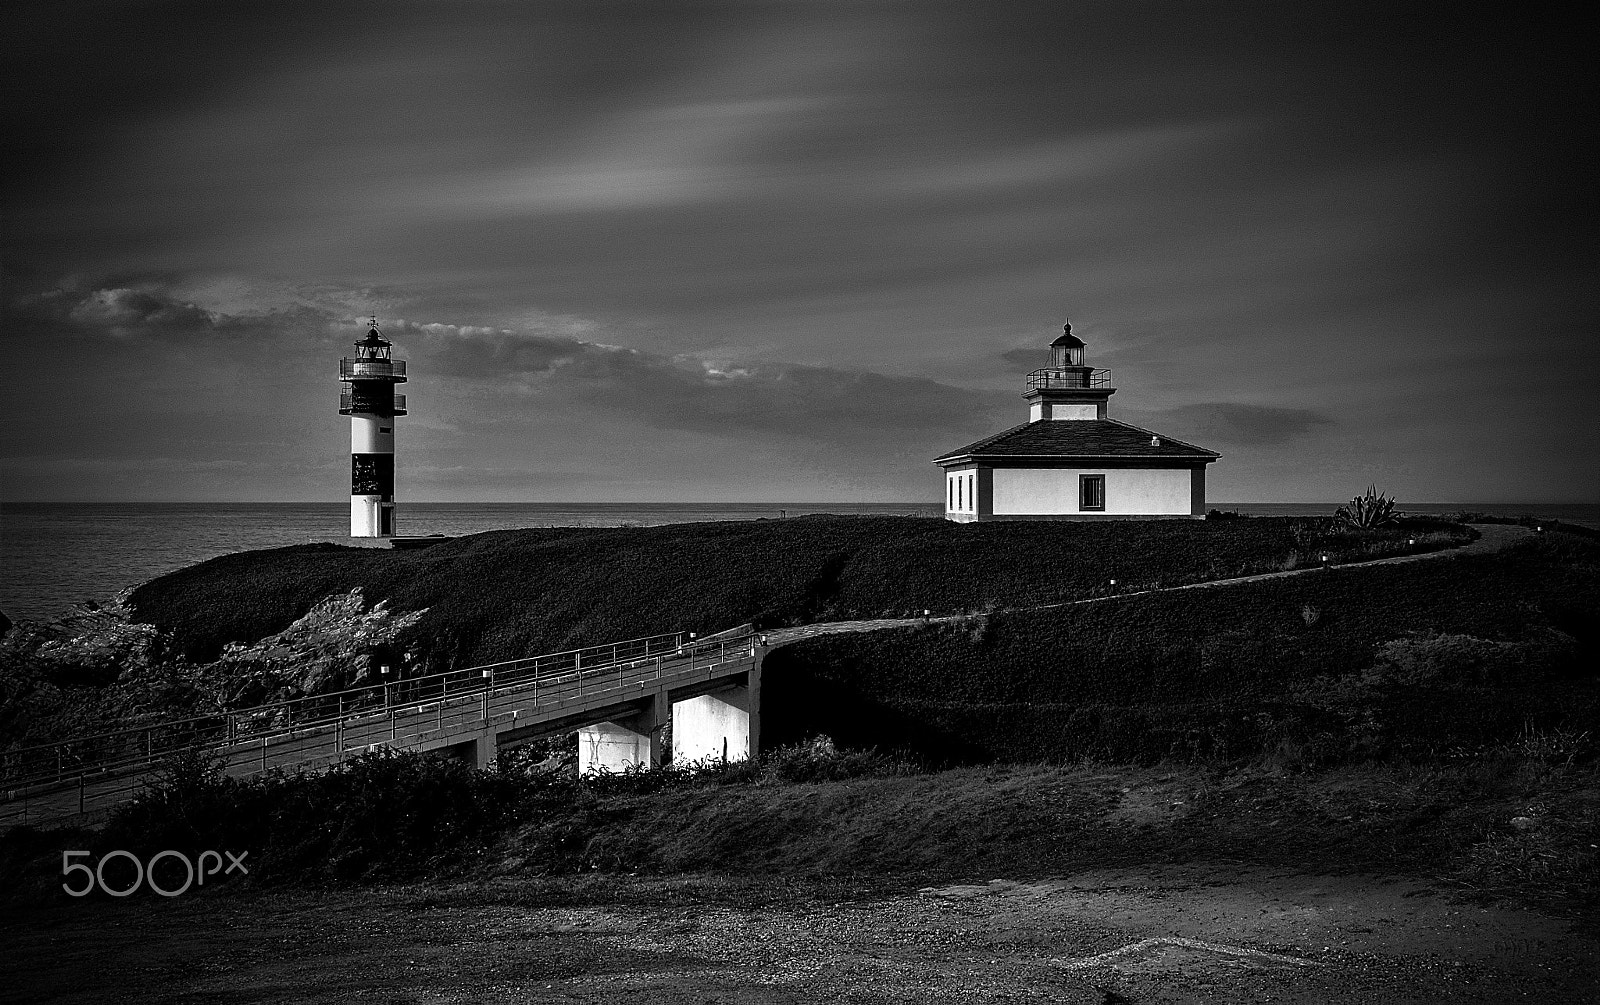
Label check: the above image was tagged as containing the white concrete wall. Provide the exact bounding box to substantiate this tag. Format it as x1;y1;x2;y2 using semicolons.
672;688;751;764
991;467;1190;515
1029;401;1104;421
578;721;654;774
349;414;394;453
1047;403;1100;420
351;494;381;537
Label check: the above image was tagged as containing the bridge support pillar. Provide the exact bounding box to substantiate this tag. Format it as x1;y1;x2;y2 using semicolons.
673;673;758;765
470;731;497;769
577;689;669;774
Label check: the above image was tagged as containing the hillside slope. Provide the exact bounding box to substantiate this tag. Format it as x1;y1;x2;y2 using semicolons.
127;515;1463;672
761;530;1600;762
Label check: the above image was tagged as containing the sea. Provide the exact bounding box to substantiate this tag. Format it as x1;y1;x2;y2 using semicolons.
2;500;1597;625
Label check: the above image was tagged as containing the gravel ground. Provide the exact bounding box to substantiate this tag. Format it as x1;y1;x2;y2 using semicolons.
7;864;1596;1004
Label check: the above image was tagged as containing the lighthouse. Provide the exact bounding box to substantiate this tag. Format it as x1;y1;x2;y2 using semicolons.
339;318;407;537
934;319;1220;521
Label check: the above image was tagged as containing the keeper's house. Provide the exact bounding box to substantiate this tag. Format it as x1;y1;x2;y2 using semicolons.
935;321;1219;522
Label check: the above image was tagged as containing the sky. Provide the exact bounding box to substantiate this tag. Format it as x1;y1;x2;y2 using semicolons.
3;2;1595;504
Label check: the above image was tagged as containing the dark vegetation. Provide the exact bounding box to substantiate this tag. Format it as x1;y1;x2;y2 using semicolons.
5;515;1465;753
3;525;1594;909
760;531;1600;765
127;514;1467;668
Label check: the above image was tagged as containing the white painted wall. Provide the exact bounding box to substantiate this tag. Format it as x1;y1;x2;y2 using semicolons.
1029;401;1104;421
351;494;381;537
1047;403;1100;419
349;414;394;453
673;688;751;764
578;721;654;774
991;467;1190;515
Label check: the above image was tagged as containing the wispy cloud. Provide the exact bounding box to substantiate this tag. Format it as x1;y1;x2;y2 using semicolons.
1130;402;1335;447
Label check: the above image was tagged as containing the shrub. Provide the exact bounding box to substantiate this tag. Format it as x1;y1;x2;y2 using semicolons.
1335;485;1399;528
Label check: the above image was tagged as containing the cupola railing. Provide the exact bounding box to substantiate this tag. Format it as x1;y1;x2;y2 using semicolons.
1026;367;1112;390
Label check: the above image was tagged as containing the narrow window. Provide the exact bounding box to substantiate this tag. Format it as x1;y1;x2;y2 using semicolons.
1080;474;1105;511
948;477;954;509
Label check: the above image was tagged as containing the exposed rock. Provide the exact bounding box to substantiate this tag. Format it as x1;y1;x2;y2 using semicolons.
2;587;427;748
213;587;428;706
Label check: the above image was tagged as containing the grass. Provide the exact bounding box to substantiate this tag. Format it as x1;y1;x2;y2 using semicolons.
125;514;1468;669
5;736;1593;911
759;530;1600;763
4;514;1469;750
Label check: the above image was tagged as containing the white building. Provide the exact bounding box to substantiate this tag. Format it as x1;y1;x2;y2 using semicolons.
935;321;1219;522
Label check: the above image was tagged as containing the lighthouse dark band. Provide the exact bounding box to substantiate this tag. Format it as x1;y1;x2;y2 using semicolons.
351;454;395;498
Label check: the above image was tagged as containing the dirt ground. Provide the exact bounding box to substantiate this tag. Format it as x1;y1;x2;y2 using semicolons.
7;863;1597;1005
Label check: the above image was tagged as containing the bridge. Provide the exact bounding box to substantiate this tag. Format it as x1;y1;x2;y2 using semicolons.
1;629;765;828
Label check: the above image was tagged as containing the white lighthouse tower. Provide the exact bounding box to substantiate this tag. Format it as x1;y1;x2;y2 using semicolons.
339;318;407;537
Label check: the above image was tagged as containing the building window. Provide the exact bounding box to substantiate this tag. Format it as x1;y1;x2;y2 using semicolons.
1080;474;1105;511
948;477;955;509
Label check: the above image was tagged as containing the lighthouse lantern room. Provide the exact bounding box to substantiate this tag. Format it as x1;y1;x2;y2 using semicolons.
339;318;407;537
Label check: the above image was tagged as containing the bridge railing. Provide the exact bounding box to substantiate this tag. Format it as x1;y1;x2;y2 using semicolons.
0;630;695;791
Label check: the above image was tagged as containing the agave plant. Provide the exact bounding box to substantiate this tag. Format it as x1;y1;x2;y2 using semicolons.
1335;485;1399;528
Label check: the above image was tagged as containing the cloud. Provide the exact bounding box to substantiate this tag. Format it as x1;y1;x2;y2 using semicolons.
419;326;993;444
1132;402;1335;447
1000;345;1050;369
65;286;235;339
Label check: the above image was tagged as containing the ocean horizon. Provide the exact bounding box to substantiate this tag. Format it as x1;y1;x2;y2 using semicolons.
3;500;1596;624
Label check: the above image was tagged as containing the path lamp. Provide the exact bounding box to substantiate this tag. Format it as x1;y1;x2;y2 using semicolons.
1109;577;1117;591
1320;554;1330;570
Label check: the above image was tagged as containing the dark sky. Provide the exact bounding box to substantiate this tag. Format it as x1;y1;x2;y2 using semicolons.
3;2;1595;503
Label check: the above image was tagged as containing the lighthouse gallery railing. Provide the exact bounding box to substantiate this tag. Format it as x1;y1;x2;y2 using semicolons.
1026;367;1112;390
340;358;407;379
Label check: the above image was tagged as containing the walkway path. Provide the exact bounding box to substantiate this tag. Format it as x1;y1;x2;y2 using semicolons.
764;524;1531;646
